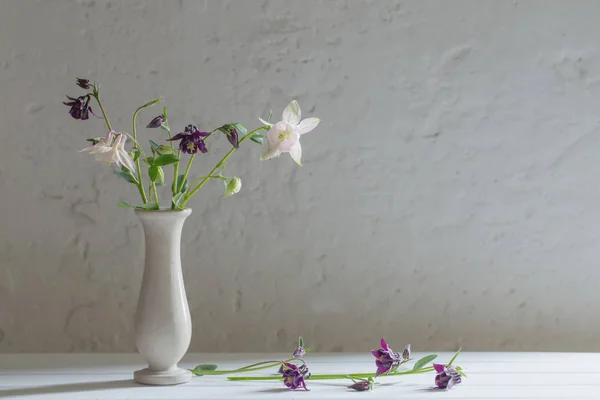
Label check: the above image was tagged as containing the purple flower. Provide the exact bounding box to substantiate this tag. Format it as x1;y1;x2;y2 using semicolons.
280;362;310;391
292;345;305;358
434;363;462;390
167;124;210;154
146;115;165;128
371;337;402;376
348;380;372;391
63;95;94;120
76;77;91;90
216;124;240;148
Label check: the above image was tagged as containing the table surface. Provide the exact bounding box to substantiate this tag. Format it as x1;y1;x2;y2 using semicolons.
0;352;599;399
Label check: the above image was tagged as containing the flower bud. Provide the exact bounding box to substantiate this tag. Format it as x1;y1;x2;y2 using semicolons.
223;177;242;198
157;145;174;154
348;380;372;391
76;77;91;89
146;115;165;128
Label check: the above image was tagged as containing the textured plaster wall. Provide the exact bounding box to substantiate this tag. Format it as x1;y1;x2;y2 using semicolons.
1;0;600;353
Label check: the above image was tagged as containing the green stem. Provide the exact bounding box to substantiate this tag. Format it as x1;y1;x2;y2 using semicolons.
91;94;112;132
227;366;436;381
447;347;462;366
179;154;196;193
191;357;305;376
180;126;268;207
152;182;160;209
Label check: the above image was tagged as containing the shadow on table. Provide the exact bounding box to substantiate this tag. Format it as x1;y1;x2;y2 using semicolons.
0;379;139;397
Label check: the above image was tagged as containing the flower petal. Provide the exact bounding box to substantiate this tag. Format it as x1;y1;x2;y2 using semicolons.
289;141;302;166
433;363;445;373
261;142;282;160
167;132;188;141
120;151;136;172
296;118;320;135
380;337;389;351
282;100;301;125
258;117;273;127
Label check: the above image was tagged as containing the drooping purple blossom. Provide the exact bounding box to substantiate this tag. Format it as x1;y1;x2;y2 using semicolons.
348;379;372;391
146;115;165;128
292;345;305;358
63;95;94;120
217;124;240;148
434;363;462;390
371;337;402;376
167;124;210;154
280;362;310;391
76;77;91;90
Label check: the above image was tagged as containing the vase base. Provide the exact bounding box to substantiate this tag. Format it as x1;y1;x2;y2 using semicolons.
134;367;192;385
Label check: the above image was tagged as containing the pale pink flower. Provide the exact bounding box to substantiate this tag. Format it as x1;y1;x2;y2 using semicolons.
79;131;135;172
259;100;319;166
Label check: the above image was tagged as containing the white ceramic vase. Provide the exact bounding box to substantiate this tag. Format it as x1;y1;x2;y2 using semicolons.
133;208;193;385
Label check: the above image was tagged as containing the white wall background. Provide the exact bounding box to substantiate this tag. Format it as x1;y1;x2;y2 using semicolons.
2;0;600;353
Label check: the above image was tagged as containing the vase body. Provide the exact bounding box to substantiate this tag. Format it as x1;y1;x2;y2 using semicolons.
133;208;192;385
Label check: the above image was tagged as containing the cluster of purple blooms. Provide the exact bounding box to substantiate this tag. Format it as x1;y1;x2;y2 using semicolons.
277;337;462;392
64;77;242;157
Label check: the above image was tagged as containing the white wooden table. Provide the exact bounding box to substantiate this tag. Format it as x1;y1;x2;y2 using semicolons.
1;352;599;399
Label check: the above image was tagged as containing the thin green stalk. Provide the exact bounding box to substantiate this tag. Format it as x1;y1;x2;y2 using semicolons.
91;94;112;132
152;182;160;209
178;154;196;193
191;357;305;376
130;97;163;204
180;126;268;207
227;366;436;381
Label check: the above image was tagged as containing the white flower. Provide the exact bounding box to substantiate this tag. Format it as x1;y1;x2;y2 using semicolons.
79;131;135;172
259;100;320;166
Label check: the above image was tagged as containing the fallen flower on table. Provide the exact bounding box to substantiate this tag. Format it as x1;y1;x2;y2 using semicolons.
434;363;462;390
348;377;374;391
371;337;410;376
281;362;311;391
192;337;466;393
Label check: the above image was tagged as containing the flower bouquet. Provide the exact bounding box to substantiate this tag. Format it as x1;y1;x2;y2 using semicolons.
63;78;319;385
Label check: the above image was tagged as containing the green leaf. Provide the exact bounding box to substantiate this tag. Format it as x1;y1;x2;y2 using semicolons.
447;347;462;366
172;192;186;209
413;354;438;371
154;154;180;166
176;174;188;193
250;132;265;145
149;140;160;154
233;123;247;135
298;336;303;347
130;149;141;162
191;364;218;376
148;165;164;183
112;168;137;184
140;202;157;210
144;156;155;165
117;201;155;211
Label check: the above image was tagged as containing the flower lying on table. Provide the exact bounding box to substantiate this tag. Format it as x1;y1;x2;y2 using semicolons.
190;337;466;393
63;77;320;210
